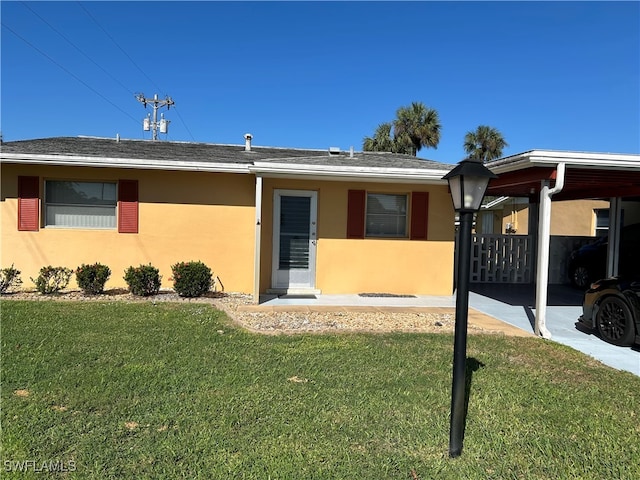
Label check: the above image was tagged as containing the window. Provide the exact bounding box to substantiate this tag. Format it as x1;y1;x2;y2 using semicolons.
45;181;117;229
594;209;609;237
595;208;625;237
365;193;407;237
347;190;428;240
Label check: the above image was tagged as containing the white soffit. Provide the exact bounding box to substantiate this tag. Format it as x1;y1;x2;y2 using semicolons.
487;150;640;174
249;162;449;184
0;153;251;174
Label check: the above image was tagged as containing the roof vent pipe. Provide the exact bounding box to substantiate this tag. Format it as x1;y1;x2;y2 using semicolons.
116;133;120;143
350;146;354;158
244;133;253;152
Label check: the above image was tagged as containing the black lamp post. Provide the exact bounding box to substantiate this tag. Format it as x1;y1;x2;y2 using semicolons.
443;158;497;458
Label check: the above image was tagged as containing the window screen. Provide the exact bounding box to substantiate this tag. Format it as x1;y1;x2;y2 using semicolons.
45;181;117;229
365;193;407;237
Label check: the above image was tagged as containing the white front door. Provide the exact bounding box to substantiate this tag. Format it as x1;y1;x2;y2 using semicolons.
272;190;318;291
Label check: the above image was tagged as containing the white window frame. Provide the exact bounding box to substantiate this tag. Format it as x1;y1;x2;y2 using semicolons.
44;180;117;229
365;193;408;238
594;208;609;237
595;208;625;237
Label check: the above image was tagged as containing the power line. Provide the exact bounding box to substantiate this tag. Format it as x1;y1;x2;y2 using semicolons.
5;3;196;141
20;1;134;97
77;1;196;141
2;22;140;126
172;106;196;141
77;1;163;94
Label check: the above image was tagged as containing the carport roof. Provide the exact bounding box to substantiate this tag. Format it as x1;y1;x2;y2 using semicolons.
484;150;640;201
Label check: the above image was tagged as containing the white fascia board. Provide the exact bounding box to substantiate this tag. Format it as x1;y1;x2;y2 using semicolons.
249;162;449;184
482;196;510;209
0;153;251;174
487;150;640;174
482;196;530;210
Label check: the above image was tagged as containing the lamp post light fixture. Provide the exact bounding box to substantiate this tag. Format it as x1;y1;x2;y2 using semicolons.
443;158;497;458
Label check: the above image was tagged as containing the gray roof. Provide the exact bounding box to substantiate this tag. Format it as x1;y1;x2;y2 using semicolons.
1;136;452;172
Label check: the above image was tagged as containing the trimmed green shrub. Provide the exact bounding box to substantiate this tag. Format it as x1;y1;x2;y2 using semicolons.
124;264;162;296
0;265;23;294
76;263;111;295
31;266;73;294
171;261;213;297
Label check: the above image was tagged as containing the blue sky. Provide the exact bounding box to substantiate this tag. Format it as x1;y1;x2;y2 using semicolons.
2;1;638;164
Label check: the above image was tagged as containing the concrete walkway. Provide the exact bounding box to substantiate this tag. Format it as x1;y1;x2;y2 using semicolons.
256;287;640;377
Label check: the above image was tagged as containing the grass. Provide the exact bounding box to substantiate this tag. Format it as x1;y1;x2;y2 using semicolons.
2;300;639;479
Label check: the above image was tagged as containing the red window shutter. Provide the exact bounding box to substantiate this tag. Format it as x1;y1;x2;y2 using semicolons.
118;180;138;233
18;176;40;231
410;192;429;240
347;190;366;239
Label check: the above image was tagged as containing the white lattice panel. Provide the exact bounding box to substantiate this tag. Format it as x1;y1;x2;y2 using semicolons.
470;234;532;283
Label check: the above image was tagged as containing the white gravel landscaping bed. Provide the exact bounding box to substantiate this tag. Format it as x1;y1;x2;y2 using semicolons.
1;290;477;335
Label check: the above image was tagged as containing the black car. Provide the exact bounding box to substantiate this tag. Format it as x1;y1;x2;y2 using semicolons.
578;276;640;346
568;223;640;289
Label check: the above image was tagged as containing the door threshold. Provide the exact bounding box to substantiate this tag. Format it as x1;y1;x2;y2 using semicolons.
267;288;322;295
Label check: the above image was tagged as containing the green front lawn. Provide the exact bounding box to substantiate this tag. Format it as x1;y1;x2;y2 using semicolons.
2;300;639;479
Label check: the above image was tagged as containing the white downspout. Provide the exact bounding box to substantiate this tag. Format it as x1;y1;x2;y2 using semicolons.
534;162;566;338
253;176;263;304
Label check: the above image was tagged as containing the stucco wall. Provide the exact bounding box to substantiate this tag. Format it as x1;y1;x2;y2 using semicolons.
260;178;455;295
496;199;609;236
550;199;609;236
2;163;456;296
1;163;256;292
500;203;529;234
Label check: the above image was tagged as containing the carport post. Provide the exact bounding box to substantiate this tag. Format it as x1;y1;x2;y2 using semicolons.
607;197;622;277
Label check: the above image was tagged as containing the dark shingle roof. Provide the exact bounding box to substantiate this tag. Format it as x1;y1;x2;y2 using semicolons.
258;152;451;170
1;136;452;172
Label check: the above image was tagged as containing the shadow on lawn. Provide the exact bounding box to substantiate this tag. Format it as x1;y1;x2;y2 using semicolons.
462;357;485;440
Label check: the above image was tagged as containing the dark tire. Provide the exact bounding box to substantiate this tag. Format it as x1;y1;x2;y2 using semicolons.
570;265;591;289
596;296;636;346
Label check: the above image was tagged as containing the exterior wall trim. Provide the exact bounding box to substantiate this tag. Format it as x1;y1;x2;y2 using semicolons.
250;164;448;184
486;150;640;174
1;153;250;174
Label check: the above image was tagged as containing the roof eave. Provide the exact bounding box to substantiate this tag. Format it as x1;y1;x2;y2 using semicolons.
486;150;640;174
0;153;251;174
250;162;450;184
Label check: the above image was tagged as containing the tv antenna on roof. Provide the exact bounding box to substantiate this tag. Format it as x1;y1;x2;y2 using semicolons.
135;93;174;140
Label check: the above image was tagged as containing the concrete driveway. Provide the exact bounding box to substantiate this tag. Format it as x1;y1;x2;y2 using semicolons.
468;284;640;377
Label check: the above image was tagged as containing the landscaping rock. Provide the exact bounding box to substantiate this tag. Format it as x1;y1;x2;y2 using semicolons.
2;289;521;336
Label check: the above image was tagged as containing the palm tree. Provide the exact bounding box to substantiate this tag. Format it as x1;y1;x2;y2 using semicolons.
463;125;508;163
393;132;414;155
362;123;414;155
362;123;395;152
393;102;441;155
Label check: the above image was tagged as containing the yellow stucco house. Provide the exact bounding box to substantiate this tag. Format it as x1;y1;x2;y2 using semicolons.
476;196;611;236
1;136;456;300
